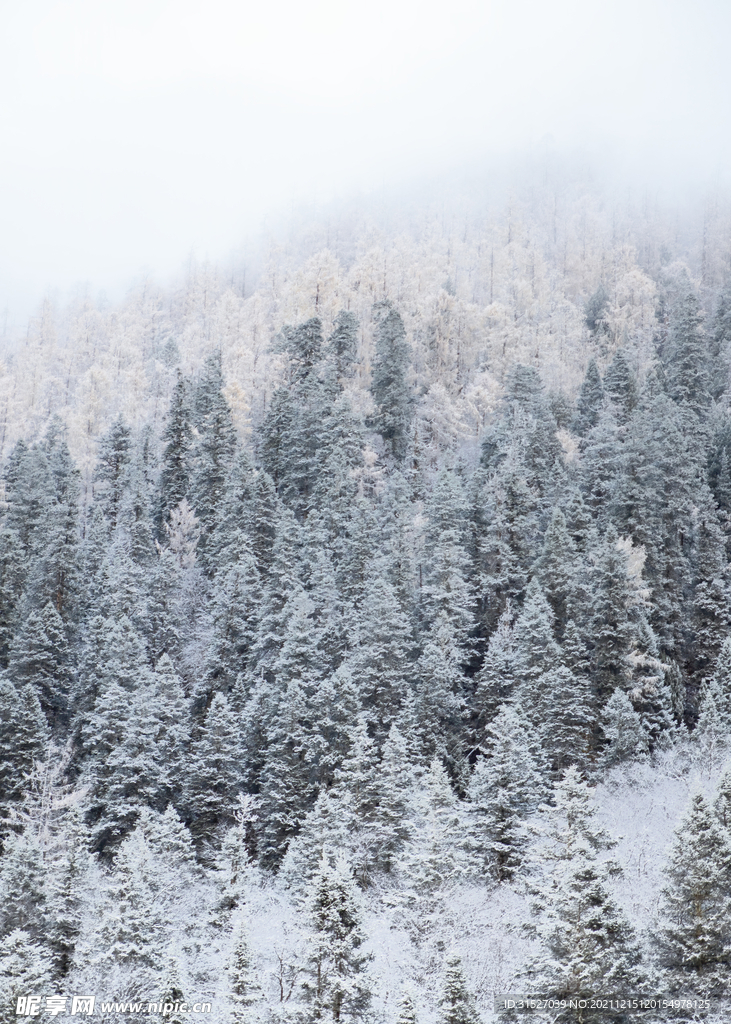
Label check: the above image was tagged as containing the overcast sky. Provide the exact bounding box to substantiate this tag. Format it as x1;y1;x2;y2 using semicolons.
1;0;729;328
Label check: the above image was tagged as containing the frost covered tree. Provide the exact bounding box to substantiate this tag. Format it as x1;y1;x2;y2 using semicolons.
437;954;480;1024
655;793;731;996
0;931;53;1024
228;920;263;1019
370;302;413;461
523;768;644;1011
301;856;372;1023
467;705;542;881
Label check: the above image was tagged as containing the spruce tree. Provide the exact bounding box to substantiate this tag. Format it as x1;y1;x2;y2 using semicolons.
467;704;542;881
301;855;372;1023
47;805;94;978
0;931;53;1024
666;293;711;414
228;920;262;1019
600;690;649;767
0;679;48;830
395;988;419;1024
158;371;194;531
190;350;238;550
602;349;638;423
94;416;133;528
7;602;71;727
327;310;359;380
185;693;243;851
370;302;413;461
524;768;644;1014
437;954;480;1024
571;358;604;436
655;793;731;996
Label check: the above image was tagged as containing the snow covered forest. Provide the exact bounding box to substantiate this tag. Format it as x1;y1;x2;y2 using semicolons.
4;176;731;1024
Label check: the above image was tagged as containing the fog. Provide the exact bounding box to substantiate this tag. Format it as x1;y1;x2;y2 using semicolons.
1;0;729;329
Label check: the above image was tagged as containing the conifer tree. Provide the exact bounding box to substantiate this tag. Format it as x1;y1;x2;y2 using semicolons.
584;284;609;337
0;828;48;938
437;954;480;1024
349;572;413;741
467;704;542;881
228;920;262;1019
666;293;711;413
0;679;48;829
370;302;413;461
204;531;262;698
524;768;644;1012
185;693;243;851
158;371;194;531
400;759;466;896
473;604;516;732
94;417;133;527
47;805;94;978
0;931;53;1024
571;358;604;436
190;350;237;550
0;527;25;667
327;310;359;380
655;793;731;995
302;855;372;1023
90;826;168;982
7;602;71;727
395;988;419;1024
600;690;649;767
602;349;638;423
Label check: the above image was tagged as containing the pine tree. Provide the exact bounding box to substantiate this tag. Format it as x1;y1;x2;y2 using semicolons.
437;953;480;1024
7;602;71;727
655;793;731;996
190;350;237;550
600;690;649;767
0;527;25;667
327;310;359;380
0;828;48;938
584;284;609;338
602;349;638;423
185;693;243;851
395;988;418;1024
400;759;466;897
666;293;711;414
571;359;604;436
94;416;133;528
512;579;561;687
47;805;94;978
524;768;644;1013
228;920;262;1019
0;931;53;1024
533;508;578;640
473;604;516;732
467;704;542;882
0;679;48;830
204;531;262;699
370;302;413;461
301;855;372;1023
157;949;187;1024
90;826;168;982
349;572;413;741
158;371;194;532
276;317;324;383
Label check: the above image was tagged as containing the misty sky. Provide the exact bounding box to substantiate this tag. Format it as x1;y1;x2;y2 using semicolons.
1;0;729;328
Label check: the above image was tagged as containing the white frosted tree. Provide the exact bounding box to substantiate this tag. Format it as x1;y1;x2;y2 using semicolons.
467;704;542;882
301;856;372;1023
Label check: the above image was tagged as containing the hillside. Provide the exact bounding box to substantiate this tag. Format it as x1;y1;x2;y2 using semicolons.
2;176;731;1023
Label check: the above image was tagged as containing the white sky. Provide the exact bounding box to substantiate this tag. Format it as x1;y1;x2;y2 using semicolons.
0;0;729;327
